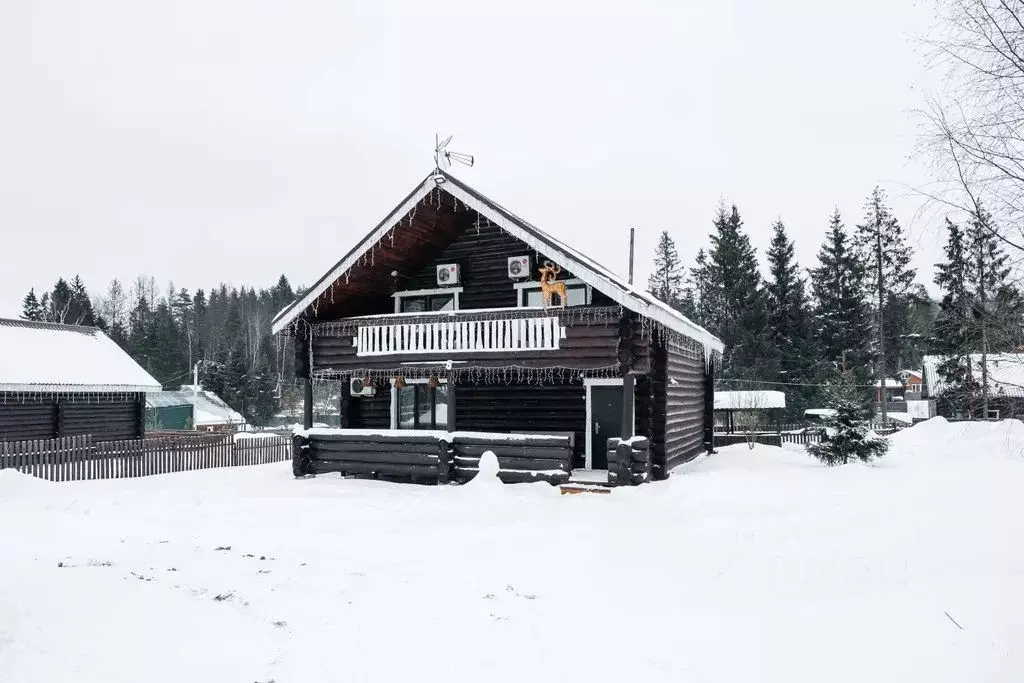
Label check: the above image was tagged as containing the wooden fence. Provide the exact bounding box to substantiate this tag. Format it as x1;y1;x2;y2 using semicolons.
0;434;292;482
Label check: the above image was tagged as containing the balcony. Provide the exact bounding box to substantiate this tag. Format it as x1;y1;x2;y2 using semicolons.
354;315;565;356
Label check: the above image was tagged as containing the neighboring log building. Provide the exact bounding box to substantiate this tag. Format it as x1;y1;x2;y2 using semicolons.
0;318;161;442
274;170;724;482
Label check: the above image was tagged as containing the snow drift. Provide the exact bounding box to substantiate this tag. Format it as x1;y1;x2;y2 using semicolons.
1;417;1023;682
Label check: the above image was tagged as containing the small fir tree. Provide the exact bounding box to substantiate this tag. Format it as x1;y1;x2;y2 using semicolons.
807;374;889;466
647;230;684;308
21;289;44;321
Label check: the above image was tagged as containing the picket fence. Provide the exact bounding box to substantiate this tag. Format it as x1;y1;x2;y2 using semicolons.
0;433;292;482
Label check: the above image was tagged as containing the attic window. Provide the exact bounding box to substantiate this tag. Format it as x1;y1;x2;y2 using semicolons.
514;279;590;308
393;287;462;313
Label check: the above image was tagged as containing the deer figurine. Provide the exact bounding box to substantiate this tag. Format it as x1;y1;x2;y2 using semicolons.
537;261;568;308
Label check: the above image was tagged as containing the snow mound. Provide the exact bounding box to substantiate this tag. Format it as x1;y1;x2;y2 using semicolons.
0;468;54;497
465;450;503;490
886;417;1024;463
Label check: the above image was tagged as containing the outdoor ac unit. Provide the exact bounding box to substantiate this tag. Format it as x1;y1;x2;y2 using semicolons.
507;255;531;279
436;263;460;286
349;377;376;397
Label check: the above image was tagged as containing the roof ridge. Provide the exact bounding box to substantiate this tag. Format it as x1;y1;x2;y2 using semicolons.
0;317;98;335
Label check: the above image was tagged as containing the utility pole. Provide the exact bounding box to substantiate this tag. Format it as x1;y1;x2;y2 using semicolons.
628;227;635;287
622;228;636;440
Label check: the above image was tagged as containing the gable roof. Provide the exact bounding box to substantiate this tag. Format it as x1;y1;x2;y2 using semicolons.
0;318;162;393
146;385;247;426
271;170;724;356
922;353;1024;397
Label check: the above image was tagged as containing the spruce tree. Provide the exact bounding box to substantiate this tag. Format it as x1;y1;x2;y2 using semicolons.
21;289;44;321
856;187;917;422
647;231;684;309
765;221;817;414
806;372;888;466
68;275;98;326
707;204;776;380
810;210;872;379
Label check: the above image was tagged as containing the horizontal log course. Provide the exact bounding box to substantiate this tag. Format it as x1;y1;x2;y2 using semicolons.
304;433;445;445
312;449;441;466
453;455;569;472
310;460;442;478
452;436;571;449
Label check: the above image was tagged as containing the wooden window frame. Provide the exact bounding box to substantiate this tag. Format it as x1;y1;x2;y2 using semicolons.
389;377;452;430
513;278;591;308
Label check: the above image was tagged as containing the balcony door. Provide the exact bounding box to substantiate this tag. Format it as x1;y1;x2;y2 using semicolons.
391;379;451;431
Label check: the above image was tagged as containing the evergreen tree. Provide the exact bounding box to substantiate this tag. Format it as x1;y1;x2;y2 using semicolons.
21;289;44;321
810;210;872;379
706;204;776;380
647;231;684;309
68;275;98;326
855;186;917;420
765;221;818;415
806;373;888;466
690;248;716;327
46;278;73;323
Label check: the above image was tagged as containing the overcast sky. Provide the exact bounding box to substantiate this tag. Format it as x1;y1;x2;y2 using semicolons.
1;0;943;317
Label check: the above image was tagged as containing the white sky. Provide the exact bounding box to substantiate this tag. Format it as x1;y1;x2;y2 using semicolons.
0;0;944;317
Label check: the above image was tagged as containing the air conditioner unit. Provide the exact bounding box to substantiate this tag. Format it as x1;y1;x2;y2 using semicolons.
436;263;460;286
349;377;376;397
507;255;531;279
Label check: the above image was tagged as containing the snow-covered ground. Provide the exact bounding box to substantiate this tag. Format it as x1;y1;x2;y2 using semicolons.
2;417;1023;682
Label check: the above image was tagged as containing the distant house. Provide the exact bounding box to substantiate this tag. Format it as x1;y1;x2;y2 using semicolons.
713;390;786;433
145;385;247;432
873;378;905;403
0;318;161;442
897;370;923;398
922;353;1024;419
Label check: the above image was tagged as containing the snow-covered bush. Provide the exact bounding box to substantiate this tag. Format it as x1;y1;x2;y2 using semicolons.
807;377;888;466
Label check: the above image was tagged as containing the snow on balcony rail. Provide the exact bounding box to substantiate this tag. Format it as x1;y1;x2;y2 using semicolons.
354;317;564;356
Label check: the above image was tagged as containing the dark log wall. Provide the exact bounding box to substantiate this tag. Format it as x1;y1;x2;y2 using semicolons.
454;381;586;468
0;397;57;441
0;394;145;443
651;339;707;478
346;387;392;430
392;219;615;311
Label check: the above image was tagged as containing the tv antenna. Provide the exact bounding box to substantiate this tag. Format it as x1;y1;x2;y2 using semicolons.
433;134;474;182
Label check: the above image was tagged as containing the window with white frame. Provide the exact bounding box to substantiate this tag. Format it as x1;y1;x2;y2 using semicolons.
392;287;462;313
391;378;450;430
514;278;590;308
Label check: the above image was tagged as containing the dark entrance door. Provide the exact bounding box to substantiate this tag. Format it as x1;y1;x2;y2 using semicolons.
590;386;623;469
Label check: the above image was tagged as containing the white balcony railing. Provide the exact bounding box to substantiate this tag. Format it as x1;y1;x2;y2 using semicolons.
354;316;564;356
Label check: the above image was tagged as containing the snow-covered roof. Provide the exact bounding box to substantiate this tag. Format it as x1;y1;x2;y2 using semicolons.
804;408;836;417
270;170;724;358
922;353;1024;397
714;390;786;410
0;318;161;393
874;379;903;388
146;385;246;426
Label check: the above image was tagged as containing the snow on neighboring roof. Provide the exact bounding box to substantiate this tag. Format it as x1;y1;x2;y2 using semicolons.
804;408;836;417
874;379;903;388
269;171;724;358
146;385;246;426
899;370;923;380
714;390;786;410
922;353;1024;397
0;318;161;393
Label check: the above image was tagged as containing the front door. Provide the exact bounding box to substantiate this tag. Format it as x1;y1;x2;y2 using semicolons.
590;386;623;469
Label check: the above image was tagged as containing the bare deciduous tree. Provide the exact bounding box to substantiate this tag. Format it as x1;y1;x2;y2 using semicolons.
920;0;1024;253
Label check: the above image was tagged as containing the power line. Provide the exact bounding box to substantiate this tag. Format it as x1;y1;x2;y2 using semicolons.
719;377;897;389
